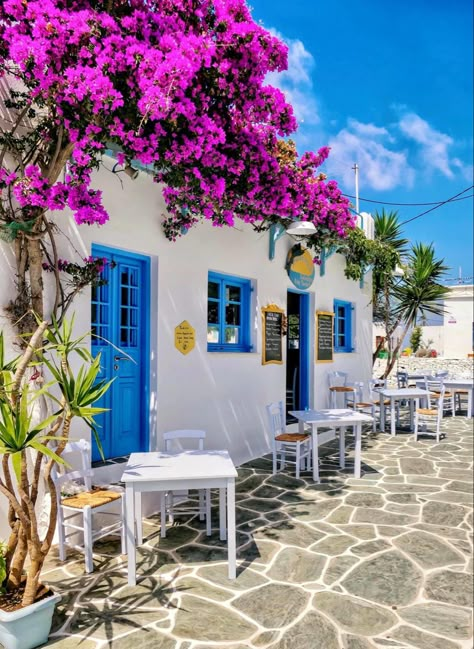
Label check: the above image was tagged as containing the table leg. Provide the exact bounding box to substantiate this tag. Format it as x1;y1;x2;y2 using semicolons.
339;427;345;469
126;485;136;586
379;393;385;431
354;424;362;478
391;399;396;436
205;488;212;536
219;487;227;541
227;479;236;579
468;389;473;418
135;492;142;545
409;399;414;431
312;424;320;483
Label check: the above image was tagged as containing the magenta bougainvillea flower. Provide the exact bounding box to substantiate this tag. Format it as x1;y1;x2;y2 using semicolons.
0;0;354;254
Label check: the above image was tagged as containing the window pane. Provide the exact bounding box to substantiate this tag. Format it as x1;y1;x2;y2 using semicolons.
208;301;219;324
208;281;219;299
337;305;345;318
225;303;240;325
338;318;345;334
207;325;219;343
226;285;241;302
225;327;239;344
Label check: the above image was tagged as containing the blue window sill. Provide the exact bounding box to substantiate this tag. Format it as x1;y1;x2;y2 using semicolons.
208;345;253;353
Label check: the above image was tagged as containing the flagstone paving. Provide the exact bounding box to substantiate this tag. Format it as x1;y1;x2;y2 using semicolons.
42;415;473;649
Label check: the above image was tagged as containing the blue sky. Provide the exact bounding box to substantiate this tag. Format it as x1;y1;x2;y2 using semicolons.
250;0;473;282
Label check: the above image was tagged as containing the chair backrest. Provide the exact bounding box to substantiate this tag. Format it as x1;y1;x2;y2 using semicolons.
396;371;408;388
163;429;206;452
327;371;348;388
266;401;285;438
368;378;387;401
424;380;446;409
346;381;365;404
51;438;93;493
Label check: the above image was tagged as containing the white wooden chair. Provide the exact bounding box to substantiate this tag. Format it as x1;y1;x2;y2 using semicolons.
160;430;211;538
327;371;356;408
266;401;311;478
396;370;408;388
424;378;455;416
346;381;378;432
52;439;125;573
414;384;447;442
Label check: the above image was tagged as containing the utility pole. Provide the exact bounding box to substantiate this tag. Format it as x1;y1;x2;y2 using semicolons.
352;163;360;215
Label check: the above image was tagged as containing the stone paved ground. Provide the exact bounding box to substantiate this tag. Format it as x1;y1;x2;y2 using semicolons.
42;415;473;649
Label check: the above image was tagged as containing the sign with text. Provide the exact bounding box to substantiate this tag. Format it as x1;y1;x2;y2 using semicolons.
262;304;284;365
316;311;334;363
175;320;195;355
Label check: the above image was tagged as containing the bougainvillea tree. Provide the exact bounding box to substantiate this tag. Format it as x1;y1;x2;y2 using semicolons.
0;0;354;338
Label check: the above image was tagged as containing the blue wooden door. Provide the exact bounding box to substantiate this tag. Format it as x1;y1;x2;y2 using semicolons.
91;245;150;461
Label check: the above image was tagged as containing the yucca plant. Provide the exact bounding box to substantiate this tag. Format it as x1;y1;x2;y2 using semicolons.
0;318;112;608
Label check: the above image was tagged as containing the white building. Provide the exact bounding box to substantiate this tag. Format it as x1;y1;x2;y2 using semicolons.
439;284;473;358
0;159;374;533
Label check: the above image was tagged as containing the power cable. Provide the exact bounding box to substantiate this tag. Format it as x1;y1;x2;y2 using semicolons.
400;186;474;226
342;193;474;207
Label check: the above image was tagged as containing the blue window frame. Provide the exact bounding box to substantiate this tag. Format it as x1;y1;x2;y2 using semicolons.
208;272;251;352
333;300;353;352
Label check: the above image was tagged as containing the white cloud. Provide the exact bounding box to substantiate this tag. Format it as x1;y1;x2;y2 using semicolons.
266;30;319;125
327;119;415;191
398;112;454;178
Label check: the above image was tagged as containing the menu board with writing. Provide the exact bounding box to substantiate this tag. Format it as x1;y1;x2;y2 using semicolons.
316;311;334;363
262;304;284;365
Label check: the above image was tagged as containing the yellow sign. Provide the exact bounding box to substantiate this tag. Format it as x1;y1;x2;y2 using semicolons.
175;320;195;355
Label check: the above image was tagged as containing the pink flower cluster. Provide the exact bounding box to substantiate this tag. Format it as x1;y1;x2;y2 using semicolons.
0;0;354;245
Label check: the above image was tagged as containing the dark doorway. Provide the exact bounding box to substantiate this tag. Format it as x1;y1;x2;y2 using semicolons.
286;291;310;422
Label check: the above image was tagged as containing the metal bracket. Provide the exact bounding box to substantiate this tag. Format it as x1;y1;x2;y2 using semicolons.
268;224;286;260
319;246;336;276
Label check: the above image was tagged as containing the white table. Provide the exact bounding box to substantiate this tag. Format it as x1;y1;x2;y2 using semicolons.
289;409;373;482
379;388;430;435
122;450;238;585
416;379;474;417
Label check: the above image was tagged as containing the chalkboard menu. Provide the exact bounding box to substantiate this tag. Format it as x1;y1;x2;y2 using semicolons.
262;304;284;365
316;311;334;363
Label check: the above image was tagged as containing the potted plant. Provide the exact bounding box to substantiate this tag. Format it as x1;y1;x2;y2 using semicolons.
0;318;111;649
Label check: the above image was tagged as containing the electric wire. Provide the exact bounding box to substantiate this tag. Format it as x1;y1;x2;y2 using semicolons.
400;186;474;225
342;193;474;207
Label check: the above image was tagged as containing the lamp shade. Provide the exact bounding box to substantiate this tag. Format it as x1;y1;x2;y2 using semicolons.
286;221;317;236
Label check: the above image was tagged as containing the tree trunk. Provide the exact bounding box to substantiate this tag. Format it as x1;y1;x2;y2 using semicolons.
383;321;410;378
27;237;44;320
22;552;43;607
372;337;385;365
7;530;28;590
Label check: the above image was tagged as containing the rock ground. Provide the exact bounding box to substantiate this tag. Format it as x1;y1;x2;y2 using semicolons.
42;414;473;649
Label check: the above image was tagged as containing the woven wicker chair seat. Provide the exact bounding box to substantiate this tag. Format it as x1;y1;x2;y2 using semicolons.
348;402;373;408
453;388;469;394
429;391;452;397
275;433;310;443
329;386;355;393
62;489;122;509
416;408;438;416
373;399;390;406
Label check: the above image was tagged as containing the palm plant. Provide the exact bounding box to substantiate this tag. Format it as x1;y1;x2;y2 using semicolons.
382;242;449;377
372;210;409;363
0;318;111;608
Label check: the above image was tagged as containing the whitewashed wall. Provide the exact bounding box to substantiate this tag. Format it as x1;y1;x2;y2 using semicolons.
443;285;473;358
0;160;373;533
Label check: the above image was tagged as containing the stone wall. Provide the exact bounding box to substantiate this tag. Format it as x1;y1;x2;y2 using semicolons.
373;356;473;383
